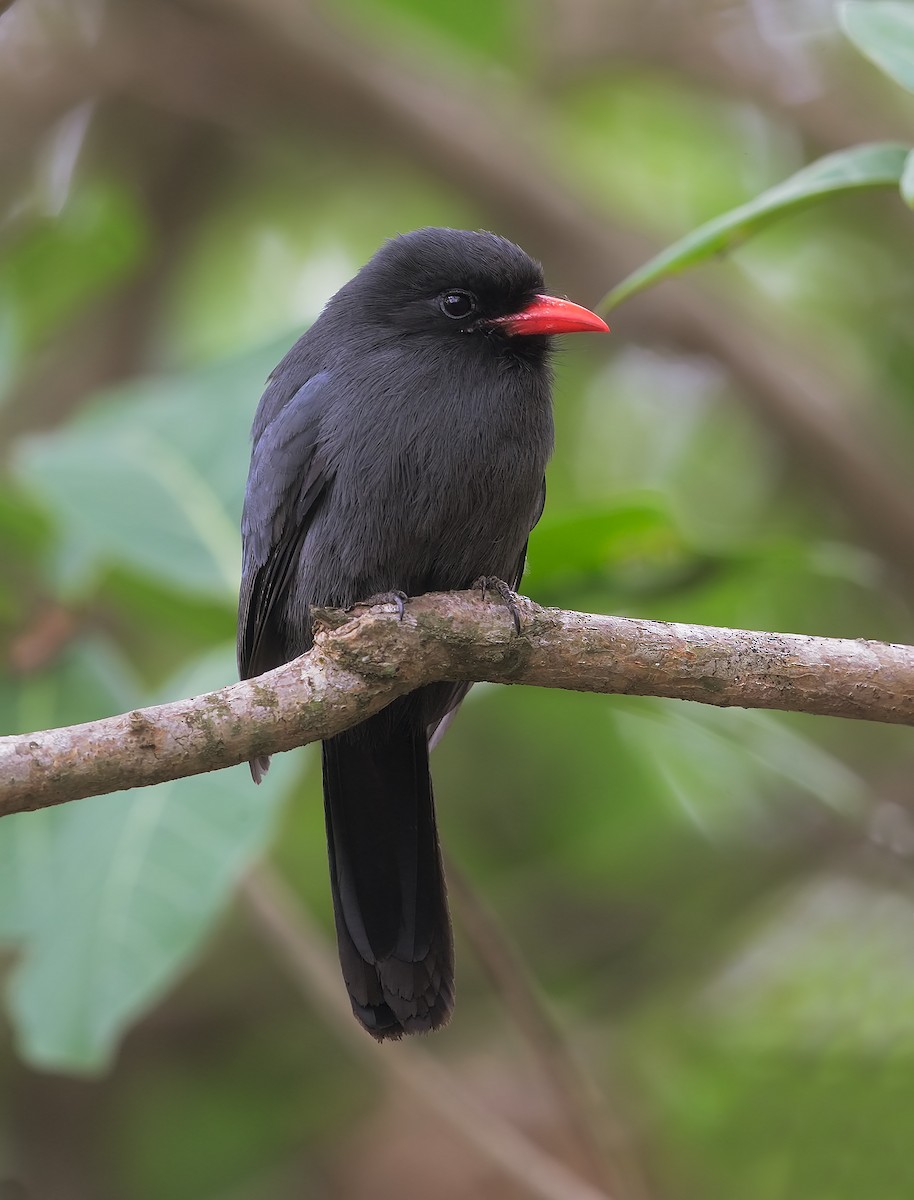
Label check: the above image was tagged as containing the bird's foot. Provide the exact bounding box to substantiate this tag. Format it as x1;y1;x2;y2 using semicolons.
472;576;522;636
355;590;409;621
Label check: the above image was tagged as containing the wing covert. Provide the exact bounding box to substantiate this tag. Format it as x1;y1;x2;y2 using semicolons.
238;371;333;680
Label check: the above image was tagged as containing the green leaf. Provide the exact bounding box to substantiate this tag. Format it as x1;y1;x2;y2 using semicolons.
700;875;914;1052
1;177;148;357
0;288;17;408
1;646;302;1073
901;148;914;207
601;143;911;310
531;501;679;568
616;703;866;842
0;638;145;944
0;808;59;944
839;1;914;93
13;337;289;599
340;0;518;71
524;500;690;593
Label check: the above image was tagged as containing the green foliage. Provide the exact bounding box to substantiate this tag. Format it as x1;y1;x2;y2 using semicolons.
901;147;914;205
341;0;520;70
553;74;785;235
642;874;914;1200
1;177;148;377
13;342;284;598
2;0;914;1195
840;1;914;92
1;648;299;1072
602;143;910;309
600;2;914;309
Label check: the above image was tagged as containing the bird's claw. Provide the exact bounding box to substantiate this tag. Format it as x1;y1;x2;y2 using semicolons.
472;576;522;636
358;590;408;621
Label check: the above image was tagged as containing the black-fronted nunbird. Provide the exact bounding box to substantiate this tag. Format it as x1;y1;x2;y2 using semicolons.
238;227;608;1039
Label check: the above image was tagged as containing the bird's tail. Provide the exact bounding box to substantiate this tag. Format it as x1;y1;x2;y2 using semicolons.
321;710;454;1039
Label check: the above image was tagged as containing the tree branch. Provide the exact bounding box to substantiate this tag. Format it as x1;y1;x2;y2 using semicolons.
2;593;912;817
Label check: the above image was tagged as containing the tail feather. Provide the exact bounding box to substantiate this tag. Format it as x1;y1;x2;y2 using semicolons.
250;754;271;784
321;713;454;1039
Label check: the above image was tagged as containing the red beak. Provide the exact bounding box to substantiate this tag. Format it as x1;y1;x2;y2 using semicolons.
490;294;610;337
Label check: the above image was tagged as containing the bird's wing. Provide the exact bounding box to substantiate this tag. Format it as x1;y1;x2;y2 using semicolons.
509;476;547;590
237;371;333;681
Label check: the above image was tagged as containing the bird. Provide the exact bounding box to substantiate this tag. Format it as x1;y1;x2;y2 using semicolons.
237;227;608;1039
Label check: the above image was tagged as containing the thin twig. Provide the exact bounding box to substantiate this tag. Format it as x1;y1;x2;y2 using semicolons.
241;863;614;1200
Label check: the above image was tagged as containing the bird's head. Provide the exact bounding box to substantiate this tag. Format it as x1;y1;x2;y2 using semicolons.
331;228;609;346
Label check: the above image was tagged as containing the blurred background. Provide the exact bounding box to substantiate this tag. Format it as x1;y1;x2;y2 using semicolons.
2;1;914;1197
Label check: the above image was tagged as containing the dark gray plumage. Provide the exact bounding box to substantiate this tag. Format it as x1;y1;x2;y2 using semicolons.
238;227;605;1038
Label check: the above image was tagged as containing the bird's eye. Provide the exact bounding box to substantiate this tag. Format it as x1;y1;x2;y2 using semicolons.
439;291;476;319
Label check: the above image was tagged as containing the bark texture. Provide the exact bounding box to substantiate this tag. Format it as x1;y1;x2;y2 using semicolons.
2;592;912;817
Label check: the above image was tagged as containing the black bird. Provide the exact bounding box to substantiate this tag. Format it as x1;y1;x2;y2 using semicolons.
238;228;608;1039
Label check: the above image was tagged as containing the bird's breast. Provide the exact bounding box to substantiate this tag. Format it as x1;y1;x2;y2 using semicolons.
304;357;553;601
